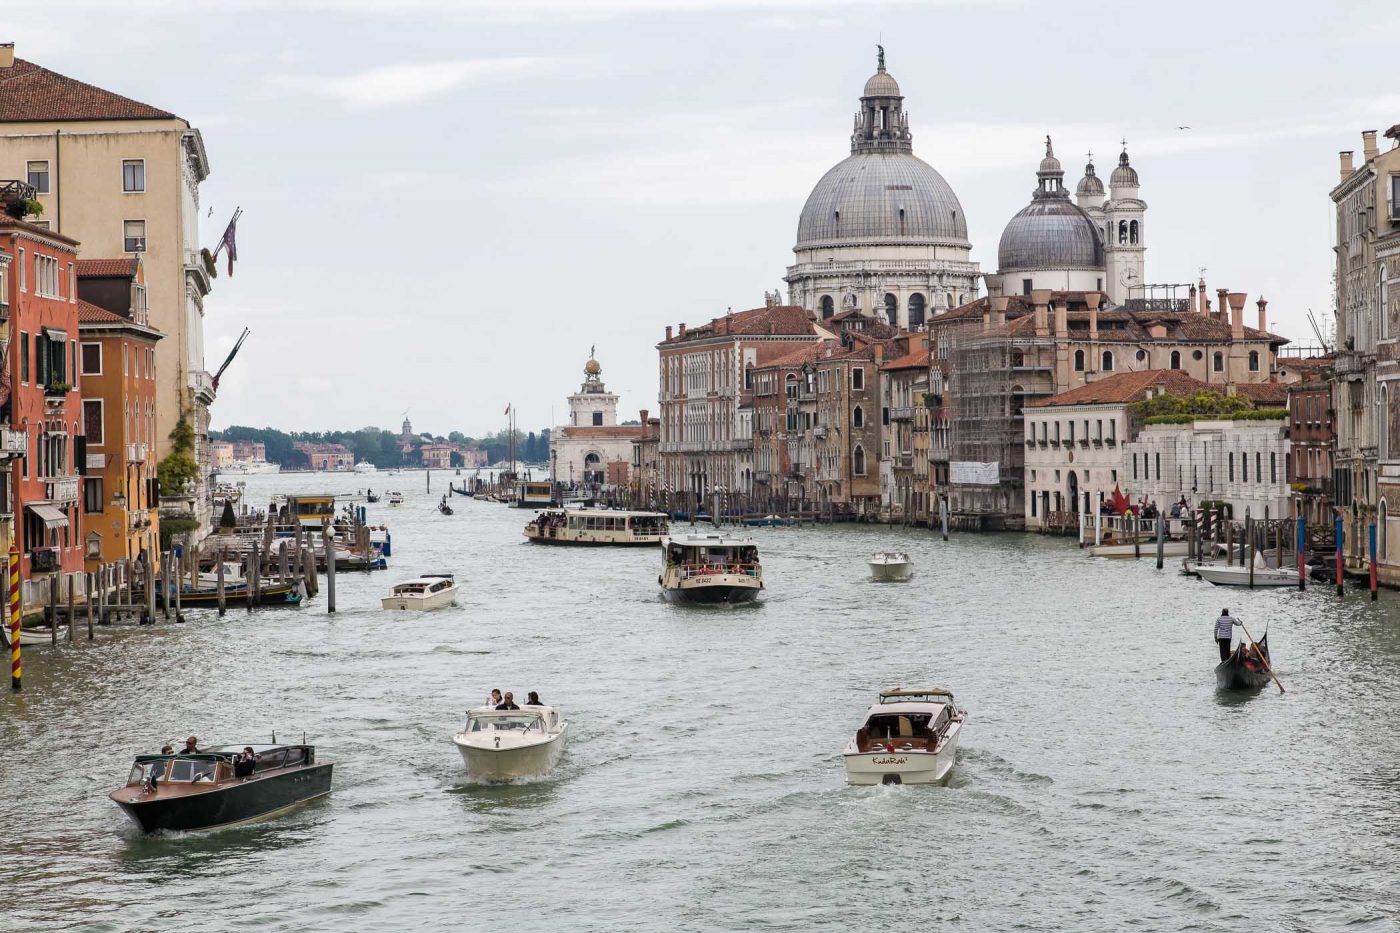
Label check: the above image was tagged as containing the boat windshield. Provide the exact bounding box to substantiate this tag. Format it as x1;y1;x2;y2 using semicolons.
468;715;542;733
127;760;166;785
162;758;219;783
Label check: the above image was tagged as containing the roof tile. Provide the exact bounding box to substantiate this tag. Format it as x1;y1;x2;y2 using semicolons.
0;59;177;122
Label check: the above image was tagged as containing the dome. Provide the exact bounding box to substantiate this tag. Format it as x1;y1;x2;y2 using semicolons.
796;151;970;249
1076;161;1104;198
1110;149;1139;187
863;69;900;97
584;357;601;376
1038;136;1062;176
998;199;1104;272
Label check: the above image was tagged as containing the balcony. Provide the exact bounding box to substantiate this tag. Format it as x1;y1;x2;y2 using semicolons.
30;548;58;573
928;445;949;462
1078;438;1089;448
0;299;8;322
0;428;25;459
1332;351;1370;376
128;510;151;532
730;438;752;451
188;369;217;405
45;475;80;504
895;452;914;469
127;442;149;463
44;382;70;400
890;407;914;422
814;426;829;439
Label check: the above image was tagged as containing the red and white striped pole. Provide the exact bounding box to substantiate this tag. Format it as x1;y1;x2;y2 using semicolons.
9;545;21;691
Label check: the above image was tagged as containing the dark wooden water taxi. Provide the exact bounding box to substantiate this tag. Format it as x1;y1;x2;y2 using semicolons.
109;743;332;833
1215;634;1272;690
152;581;303;608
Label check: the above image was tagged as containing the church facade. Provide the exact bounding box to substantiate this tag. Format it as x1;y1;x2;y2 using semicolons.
549;352;642;488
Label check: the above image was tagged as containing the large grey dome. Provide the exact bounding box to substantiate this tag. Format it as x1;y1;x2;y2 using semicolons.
796;152;970;249
998;199;1103;272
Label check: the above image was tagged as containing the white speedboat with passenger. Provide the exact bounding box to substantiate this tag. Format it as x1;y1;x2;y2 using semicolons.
843;687;966;786
869;550;913;582
451;705;568;780
659;533;763;605
381;574;457;610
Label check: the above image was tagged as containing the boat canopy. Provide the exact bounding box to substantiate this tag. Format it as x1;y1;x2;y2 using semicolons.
879;687;954;704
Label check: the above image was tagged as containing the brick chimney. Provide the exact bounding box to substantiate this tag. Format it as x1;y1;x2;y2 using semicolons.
665;325;673;341
1216;288;1229;324
678;322;686;338
1198;276;1208;315
1256;297;1268;332
1340;150;1355;181
0;44;13;69
1363;130;1379;163
874;343;884;363
1227;292;1247;339
1032;288;1052;337
640;409;648;423
1086;291;1102;340
990;295;1009;328
1188;285;1197;315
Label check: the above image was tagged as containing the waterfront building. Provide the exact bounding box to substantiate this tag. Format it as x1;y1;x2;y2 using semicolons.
211;440;234;468
880;339;932;523
459;447;488;469
784;49;981;327
1121;416;1292;521
1287;360;1336;526
657;300;827;509
230;440;265;462
0;206;85;605
294;442;353;471
550;351;641;488
629;410;661;503
0;44;221;532
749;343;820;511
75;258;162;568
419;443;457;470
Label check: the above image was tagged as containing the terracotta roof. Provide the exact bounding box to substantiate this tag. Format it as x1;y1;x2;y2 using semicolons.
1231;382;1289;406
77;299;123;323
76;258;138;277
0;59;177;122
1028;370;1210;408
558;425;645;439
757;344;823;371
660;305;817;345
881;345;931;371
0;213;80;245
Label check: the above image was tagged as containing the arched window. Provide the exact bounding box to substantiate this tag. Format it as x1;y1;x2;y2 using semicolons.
1101;350;1114;372
1170;350;1181;370
908;293;926;327
1129;219;1139;244
1248;350;1260;372
898;208;907;235
819;295;834;320
1212;351;1224;373
884;293;898;326
1118;220;1128;244
946;292;954;310
852;405;864;429
1135;349;1147;362
853;445;867;476
1074;349;1085;372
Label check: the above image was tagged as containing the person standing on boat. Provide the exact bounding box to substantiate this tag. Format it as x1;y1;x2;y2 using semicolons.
1215;609;1240;661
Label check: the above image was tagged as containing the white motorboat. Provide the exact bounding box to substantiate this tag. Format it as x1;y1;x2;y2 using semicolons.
1195;562;1299;587
451;705;568;780
223;459;281;475
843;687;966;786
1090;539;1191;559
380;574;457;610
354;461;378;474
659;533;763;605
387;491;404;507
869;550;913;582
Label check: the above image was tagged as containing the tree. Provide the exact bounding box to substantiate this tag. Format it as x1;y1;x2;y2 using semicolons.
157;417;200;494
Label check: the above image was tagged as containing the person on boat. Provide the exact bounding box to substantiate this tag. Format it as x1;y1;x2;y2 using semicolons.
488;689;503;708
182;736;200;754
525;691;542;706
1215;609;1240;661
159;745;174;756
234;747;257;779
496;692;521;711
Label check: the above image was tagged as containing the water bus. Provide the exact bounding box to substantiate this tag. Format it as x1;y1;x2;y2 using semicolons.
525;509;668;546
658;532;763;604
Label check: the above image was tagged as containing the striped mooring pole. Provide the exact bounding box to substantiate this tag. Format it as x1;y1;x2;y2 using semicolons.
9;545;21;691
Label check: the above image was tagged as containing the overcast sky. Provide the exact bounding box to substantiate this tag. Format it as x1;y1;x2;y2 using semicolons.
9;0;1397;437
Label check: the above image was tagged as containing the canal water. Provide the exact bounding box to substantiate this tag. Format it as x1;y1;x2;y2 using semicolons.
3;472;1399;932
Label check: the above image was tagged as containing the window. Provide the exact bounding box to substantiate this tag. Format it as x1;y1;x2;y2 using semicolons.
1228;453;1234;482
35;330;66;387
122;159;145;193
1248;350;1260;372
1256;452;1262;483
26;160;49;194
20;332;29;383
1136;349;1147;362
1129;220;1139;244
1155;452;1160;480
1213;351;1223;373
883;294;898;326
34;255;59;297
123;219;146;252
83;478;104;514
852;406;864;429
591;411;602;426
853;445;867;476
908;293;926;328
83;400;104;445
1022;278;1032;296
1101;350;1114;372
1169;350;1181;370
851;368;864;391
1073;349;1085;372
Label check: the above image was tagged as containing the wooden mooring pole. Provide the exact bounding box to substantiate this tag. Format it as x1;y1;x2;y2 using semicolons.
324;524;336;614
86;572;94;640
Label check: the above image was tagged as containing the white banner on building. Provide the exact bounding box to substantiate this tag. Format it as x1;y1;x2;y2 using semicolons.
950;461;1000;485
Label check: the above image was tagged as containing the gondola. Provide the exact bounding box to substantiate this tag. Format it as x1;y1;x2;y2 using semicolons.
1215;633;1272;690
366;493;380;504
438;500;454;515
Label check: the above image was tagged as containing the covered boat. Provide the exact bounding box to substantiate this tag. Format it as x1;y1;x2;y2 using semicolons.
109;743;332;833
525;509;668;546
451;705;568;780
1216;633;1273;690
381;574;457;611
659;533;763;605
869;550;913;582
843;687;966;786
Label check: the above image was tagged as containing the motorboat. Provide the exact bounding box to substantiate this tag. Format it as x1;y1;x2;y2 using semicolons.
387;491;404;507
1216;632;1273;690
742;515;795;527
843;687;966;786
1196;562;1299;587
381;574;457;611
354;461;378;474
659;533;763;605
223;459;281;475
525;509;668;546
109;742;332;833
869;550;913;582
1090;539;1191;559
451;705;568;780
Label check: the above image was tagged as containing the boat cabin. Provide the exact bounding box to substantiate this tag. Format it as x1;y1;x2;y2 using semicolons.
286;495;336;527
537;509;667;534
124;745;316;788
516;481;555;508
663;535;760;573
855;701;953;753
464;707;560;736
392;575;455;596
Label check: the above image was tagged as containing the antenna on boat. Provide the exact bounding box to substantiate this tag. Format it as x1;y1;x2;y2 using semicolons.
271;729;276;743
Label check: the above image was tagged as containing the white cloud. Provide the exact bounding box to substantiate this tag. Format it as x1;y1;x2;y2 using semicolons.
264;57;563;109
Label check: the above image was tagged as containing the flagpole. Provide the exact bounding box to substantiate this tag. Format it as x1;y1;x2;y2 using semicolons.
210;207;242;260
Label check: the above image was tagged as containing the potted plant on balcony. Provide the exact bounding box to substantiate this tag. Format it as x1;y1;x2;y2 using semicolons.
45;380;71;397
3;196;43;220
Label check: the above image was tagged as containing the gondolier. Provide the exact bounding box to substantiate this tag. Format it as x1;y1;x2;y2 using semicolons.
1215;608;1239;661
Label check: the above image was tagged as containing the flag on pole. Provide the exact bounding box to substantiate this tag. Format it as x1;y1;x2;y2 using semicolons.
1112;484;1130;515
503;403;511;416
220;210;239;276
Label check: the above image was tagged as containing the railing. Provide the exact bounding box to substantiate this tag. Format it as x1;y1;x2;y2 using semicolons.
890;407;914;422
129;510;151;531
45;476;79;504
30;548;58;573
0;299;8;321
1332;351;1369;375
0;428;25;458
127;442;148;463
188;369;216;403
928;445;949;461
787;258;977;277
895;453;913;468
730;438;752;450
814;426;829;439
674;562;761;579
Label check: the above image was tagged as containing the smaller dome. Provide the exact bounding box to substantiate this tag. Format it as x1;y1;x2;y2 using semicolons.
584;357;601;376
1038;136;1062;176
864;69;900;98
1076;161;1104;198
1110;149;1139;187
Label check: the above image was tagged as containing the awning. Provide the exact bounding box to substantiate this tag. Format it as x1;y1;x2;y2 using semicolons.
26;504;69;529
43;328;68;344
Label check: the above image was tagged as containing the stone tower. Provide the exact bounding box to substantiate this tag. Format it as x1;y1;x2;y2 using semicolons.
1103;145;1147;305
568;349;618;427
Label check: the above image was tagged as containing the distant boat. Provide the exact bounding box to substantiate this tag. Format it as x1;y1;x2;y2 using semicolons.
387;492;404;507
223;459;281;475
381;574;457;611
869;550;913;582
1215;634;1273;690
354;461;377;474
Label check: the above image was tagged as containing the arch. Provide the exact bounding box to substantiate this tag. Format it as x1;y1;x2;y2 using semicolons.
1212;351;1224;373
853;445;867;476
1067;471;1080;514
1170;350;1181;370
1248;350;1260;372
908;293;926;327
819;295;834;320
946;292;954;310
1382;498;1390;562
1129;219;1139;244
1074;349;1085;372
1101;350;1114;372
852;405;864;429
883;293;898;326
1118;220;1128;244
1135;349;1148;362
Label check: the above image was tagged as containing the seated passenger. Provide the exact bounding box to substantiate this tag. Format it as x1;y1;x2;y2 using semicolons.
182;736;200;754
525;691;542;706
496;692;521;710
234;747;256;779
160;745;174;756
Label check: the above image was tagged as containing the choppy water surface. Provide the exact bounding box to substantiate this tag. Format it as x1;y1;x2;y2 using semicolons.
3;472;1400;931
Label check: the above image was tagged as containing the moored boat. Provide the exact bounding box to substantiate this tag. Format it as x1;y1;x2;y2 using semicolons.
109;743;332;833
525;509;668;546
1090;539;1191;559
387;491;404;507
1196;563;1298;587
869;550;913;582
451;705;568;780
1215;633;1273;690
659;533;763;605
843;687;966;786
515;481;555;509
153;580;303;608
381;574;457;611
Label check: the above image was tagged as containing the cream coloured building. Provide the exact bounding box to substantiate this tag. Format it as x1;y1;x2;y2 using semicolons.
0;44;219;530
550;353;642;488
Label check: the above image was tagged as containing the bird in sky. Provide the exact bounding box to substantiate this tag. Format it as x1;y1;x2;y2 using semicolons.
1177;125;1191;130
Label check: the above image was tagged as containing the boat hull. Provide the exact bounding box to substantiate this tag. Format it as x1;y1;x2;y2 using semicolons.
869;561;912;582
380;588;457;611
525;532;661;547
109;764;333;833
1196;565;1299;587
453;733;566;780
1091;540;1191;559
1215;635;1273;690
661;575;762;605
844;729;960;786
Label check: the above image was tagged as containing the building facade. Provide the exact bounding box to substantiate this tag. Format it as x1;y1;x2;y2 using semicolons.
1121;418;1292;521
785;50;980;328
1288;371;1335;526
551;352;642;489
295;442;352;471
0;44;219;532
880;340;932;523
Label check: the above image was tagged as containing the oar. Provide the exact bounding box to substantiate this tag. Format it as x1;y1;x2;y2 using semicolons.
1237;619;1284;694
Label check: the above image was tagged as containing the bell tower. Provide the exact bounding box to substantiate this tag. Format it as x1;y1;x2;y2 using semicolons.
1104;143;1147;305
568;348;619;427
